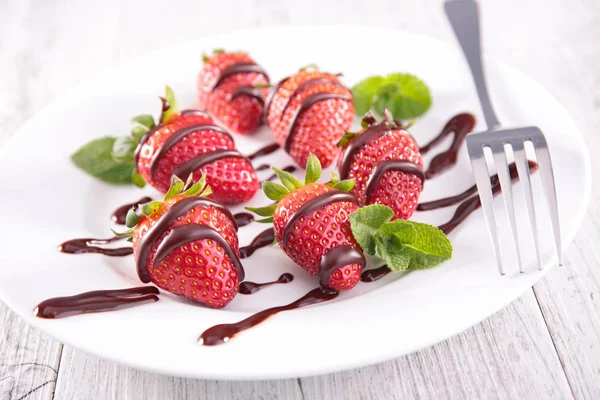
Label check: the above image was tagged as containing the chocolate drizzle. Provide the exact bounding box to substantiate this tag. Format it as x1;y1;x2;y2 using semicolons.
209;62;269;91
318;245;366;287
180;109;211;117
172;150;249;181
264;76;290;117
58;236;132;257
247;143;280;160
239;228;275;259
233;212;255;227
111;196;152;225
255;164;271;171
135;197;237;282
283;93;352;152
283;190;358;245
239;273;294;295
228;86;265;103
364;160;425;203
35;286;159;319
199;287;338;345
279;77;344;118
360;265;391;282
420;113;476;178
149;124;233;177
153;225;244;280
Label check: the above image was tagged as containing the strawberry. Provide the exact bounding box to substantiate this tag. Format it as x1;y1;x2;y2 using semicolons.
265;68;354;168
125;176;243;308
337;110;424;220
247;154;365;291
197;50;269;135
125;86;259;204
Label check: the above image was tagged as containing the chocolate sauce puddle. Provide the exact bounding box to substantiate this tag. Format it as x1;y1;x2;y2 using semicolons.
136;197;238;282
239;273;294;295
318;245;366;287
239;228;275;259
283;93;352;152
233;212;254;227
58;236;132;257
172;150;249;181
36;286;159;319
283;190;357;245
209;62;269;91
149;124;233;177
364;161;425;203
247;143;280;160
199;287;338;345
111;196;152;225
360;265;392;282
419;113;476;179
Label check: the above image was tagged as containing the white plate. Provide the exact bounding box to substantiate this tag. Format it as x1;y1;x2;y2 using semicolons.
0;26;590;380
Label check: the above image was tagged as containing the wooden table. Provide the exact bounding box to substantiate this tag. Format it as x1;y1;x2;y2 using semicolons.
1;0;598;398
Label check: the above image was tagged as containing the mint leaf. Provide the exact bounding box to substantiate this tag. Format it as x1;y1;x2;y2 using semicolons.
350;205;452;272
349;205;394;255
111;135;136;163
132;172;146;188
352;76;385;116
373;73;432;120
131;114;155;130
71;137;134;184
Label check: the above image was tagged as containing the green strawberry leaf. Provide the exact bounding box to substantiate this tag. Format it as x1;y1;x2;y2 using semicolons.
304;153;322;184
182;174;208;197
332;179;355;192
337;131;357;148
71;137;135;184
256;216;274;223
373;73;432;120
140;201;163;217
125;207;142;228
165;176;185;201
352;75;385;116
132;172;146;188
272;167;302;191
262;182;290;201
246;204;277;217
160;85;179;123
350;205;452;271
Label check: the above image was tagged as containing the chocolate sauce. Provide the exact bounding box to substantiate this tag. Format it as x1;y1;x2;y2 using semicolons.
263;76;290;118
153;225;244;280
247;143;280;160
283;93;352;152
111;196;153;225
58;236;133;257
172;150;249;181
233;212;254;227
419;113;476;179
149;124;233;177
238;273;294;295
136;197;238;282
228;86;265;103
255;164;271;171
364;160;425;203
199;287;338;345
239;228;275;259
209;62;269;91
318;245;366;287
360;265;391;282
263;165;297;183
35;286;159;319
180;109;211;117
338;119;397;180
279;77;344;118
283;190;358;244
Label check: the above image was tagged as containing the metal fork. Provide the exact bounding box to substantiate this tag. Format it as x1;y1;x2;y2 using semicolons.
444;0;563;274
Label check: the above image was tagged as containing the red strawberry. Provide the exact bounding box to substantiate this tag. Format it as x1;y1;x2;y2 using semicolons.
247;155;365;291
337;111;424;220
130;86;259;204
197;50;269;135
265;68;354;168
128;177;243;308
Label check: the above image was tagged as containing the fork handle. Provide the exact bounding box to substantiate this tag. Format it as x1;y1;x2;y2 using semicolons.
444;0;500;130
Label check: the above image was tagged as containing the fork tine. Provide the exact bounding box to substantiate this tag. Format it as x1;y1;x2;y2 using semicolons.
531;133;564;266
512;143;544;271
470;153;505;275
491;144;525;273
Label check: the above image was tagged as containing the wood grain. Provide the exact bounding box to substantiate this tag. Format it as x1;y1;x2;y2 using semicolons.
0;0;599;399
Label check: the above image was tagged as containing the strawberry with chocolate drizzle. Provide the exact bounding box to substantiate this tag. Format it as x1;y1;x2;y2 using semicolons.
197;50;269;135
123;176;244;308
126;86;259;204
265;67;354;168
247;154;366;291
337;110;424;220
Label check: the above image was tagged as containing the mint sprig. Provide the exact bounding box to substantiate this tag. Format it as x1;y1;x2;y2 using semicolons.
350;205;452;272
352;73;432;120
